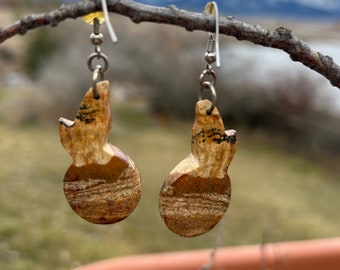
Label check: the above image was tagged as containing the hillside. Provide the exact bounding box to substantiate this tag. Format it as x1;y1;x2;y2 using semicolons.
0;114;340;269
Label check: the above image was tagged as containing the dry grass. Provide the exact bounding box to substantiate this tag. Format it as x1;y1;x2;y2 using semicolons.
0;104;340;269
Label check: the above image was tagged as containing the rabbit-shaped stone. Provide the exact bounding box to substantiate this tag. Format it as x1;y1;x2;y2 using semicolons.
159;99;237;237
59;81;141;224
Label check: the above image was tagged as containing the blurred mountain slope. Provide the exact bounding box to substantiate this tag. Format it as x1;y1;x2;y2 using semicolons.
135;0;340;19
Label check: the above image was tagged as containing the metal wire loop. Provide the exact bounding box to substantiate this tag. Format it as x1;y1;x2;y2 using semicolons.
204;1;220;67
92;65;104;99
101;0;118;43
199;81;217;115
199;69;216;88
87;52;109;73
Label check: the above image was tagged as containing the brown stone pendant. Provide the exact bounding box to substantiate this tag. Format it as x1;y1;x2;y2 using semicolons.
59;81;141;224
159;99;237;237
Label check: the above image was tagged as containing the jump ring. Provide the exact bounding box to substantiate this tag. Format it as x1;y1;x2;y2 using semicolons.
199;81;217;115
87;52;109;73
199;69;216;88
92;65;102;99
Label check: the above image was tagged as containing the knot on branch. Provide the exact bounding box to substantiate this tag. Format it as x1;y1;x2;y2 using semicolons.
274;27;292;39
19;16;34;35
168;5;180;15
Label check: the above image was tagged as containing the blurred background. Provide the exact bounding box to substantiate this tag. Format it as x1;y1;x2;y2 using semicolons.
1;0;340;269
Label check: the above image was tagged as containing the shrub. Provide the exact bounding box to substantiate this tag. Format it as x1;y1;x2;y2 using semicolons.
5;16;340;155
24;28;59;78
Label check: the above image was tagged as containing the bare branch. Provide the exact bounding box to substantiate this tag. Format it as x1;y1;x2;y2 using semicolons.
1;0;340;89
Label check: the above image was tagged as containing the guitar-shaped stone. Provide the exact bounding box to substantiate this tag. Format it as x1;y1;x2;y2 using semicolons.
59;81;141;224
159;99;237;237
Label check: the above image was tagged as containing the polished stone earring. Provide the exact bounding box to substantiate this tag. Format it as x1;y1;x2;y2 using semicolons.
159;1;238;237
58;5;141;224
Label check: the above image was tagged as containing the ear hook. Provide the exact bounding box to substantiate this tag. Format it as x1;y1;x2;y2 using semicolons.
83;0;118;43
101;0;118;43
204;1;220;68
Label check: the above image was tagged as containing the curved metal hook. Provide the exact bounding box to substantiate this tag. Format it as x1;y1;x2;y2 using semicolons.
101;0;118;43
92;65;104;99
204;1;220;68
199;81;217;115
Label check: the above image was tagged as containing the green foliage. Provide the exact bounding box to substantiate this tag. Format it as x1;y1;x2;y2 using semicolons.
23;28;59;78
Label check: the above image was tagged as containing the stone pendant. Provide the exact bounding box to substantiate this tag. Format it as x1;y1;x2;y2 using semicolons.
159;99;237;237
59;81;141;224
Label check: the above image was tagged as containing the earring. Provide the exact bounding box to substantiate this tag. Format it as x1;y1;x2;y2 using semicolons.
159;2;238;237
58;9;141;224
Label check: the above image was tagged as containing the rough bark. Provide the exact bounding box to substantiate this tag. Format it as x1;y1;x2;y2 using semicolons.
0;0;339;89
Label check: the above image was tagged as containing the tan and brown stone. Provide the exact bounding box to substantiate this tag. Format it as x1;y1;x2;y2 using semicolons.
59;81;141;224
159;99;237;237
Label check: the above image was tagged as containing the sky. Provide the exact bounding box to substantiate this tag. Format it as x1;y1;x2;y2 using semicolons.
277;0;340;11
59;0;340;10
58;0;340;16
135;0;340;11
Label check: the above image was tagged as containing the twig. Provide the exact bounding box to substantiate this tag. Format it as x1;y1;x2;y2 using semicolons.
200;218;225;270
1;0;340;89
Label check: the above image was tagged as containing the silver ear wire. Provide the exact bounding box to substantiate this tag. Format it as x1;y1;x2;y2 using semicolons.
204;1;220;68
101;0;118;43
198;2;221;114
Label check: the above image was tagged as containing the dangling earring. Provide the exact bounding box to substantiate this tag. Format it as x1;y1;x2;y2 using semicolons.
159;2;238;237
58;5;141;224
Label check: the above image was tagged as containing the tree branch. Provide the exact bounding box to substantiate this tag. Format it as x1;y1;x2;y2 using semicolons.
1;0;340;89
